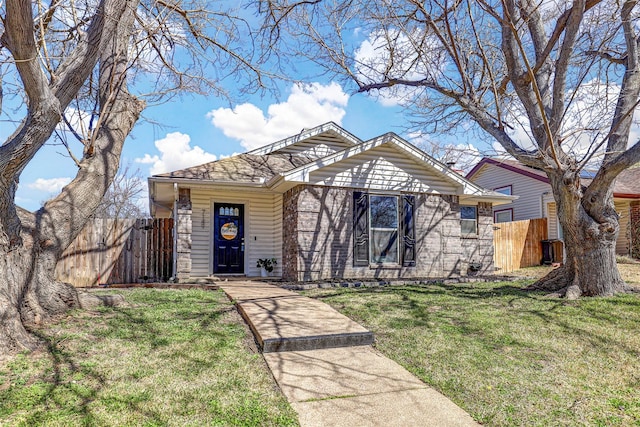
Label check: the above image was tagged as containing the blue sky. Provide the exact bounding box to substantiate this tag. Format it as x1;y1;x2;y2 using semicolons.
11;1;492;213
15;79;417;212
10;1;513;213
10;2;639;214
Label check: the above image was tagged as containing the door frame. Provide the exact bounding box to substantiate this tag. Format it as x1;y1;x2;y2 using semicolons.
210;200;248;275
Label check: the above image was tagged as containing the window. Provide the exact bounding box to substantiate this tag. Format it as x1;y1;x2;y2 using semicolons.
461;206;478;235
494;209;513;223
494;185;512;195
353;192;415;267
369;195;398;263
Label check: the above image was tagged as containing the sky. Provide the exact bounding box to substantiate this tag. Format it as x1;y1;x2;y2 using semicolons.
15;79;424;212
12;1;633;213
9;2;498;214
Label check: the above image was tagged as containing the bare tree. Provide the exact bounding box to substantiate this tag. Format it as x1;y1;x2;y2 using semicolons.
261;0;640;298
0;0;270;355
94;164;147;219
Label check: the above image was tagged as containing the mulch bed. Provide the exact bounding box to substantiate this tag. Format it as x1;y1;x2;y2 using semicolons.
270;275;520;291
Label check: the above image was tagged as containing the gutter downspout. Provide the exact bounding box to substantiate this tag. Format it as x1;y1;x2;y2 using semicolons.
540;191;549;219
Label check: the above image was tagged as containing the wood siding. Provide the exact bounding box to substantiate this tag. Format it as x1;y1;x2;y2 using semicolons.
615;200;631;256
547;201;630;256
470;163;550;220
493;218;547;273
547;202;559;239
307;144;459;194
55;218;173;287
189;187;282;277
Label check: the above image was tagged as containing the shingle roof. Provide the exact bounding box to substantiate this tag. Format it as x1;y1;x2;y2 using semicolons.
582;167;640;197
153;153;317;183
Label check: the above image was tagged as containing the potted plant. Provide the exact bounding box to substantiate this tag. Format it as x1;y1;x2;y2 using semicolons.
256;258;277;277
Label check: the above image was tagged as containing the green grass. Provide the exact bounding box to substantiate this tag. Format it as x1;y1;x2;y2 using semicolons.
0;288;299;427
304;281;640;426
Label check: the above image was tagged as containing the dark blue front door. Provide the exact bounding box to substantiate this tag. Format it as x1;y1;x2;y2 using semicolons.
214;203;244;274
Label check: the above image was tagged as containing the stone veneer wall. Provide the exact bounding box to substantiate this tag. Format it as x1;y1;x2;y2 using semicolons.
282;186;302;280
175;188;192;282
281;184;495;281
460;202;494;275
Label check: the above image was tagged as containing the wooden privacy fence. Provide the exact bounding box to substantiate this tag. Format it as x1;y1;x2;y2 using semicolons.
493;218;547;273
55;218;173;287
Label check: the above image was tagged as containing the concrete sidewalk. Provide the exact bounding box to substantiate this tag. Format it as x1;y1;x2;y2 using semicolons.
219;281;478;427
221;281;374;352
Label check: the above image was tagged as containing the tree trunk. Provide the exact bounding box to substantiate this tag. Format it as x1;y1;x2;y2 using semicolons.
0;0;142;356
528;173;628;298
0;236;81;352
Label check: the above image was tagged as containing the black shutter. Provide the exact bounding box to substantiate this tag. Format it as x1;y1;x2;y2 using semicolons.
402;195;416;267
353;191;369;266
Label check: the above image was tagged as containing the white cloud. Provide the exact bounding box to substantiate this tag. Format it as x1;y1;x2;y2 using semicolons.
207;82;349;150
135;132;217;175
27;177;72;193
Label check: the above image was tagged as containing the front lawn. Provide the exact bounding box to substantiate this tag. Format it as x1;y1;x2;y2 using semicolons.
0;288;299;427
507;259;640;285
304;280;640;426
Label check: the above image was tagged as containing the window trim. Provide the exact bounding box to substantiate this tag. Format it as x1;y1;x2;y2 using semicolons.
493;185;513;195
460;205;478;237
494;208;513;223
368;194;400;265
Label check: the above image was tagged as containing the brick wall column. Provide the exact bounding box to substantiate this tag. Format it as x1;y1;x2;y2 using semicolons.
175;189;192;282
282;186;301;281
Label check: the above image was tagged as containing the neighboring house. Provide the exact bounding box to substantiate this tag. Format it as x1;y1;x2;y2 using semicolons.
467;158;640;257
148;123;514;281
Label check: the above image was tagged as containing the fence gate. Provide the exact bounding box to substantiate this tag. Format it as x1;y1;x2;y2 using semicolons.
55;218;174;287
493;218;547;273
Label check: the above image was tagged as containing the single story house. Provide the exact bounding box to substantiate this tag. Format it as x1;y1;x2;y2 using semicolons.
148;123;514;281
467;157;640;257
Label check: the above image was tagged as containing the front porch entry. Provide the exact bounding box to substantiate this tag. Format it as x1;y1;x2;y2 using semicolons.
213;203;245;274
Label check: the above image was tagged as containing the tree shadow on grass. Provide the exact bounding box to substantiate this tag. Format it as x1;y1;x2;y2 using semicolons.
1;289;239;425
11;313;170;425
307;282;640;360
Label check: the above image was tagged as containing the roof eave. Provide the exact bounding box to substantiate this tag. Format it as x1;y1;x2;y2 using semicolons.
247;122;361;155
613;192;640;199
467;158;550;184
148;175;267;187
280;133;483;194
459;193;518;206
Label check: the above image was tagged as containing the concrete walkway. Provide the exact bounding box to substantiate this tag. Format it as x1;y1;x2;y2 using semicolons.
220;281;478;427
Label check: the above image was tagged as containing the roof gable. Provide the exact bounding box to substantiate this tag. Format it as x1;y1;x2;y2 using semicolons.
278;133;509;200
467;158;549;184
247;122;361;156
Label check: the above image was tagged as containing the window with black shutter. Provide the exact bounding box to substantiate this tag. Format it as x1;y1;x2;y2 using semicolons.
353;191;369;266
353;192;416;267
402;195;416;267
